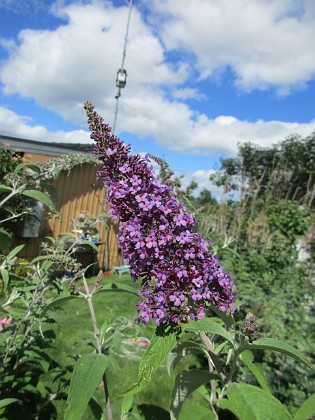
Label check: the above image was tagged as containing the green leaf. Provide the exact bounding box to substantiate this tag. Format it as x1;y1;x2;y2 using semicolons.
0;398;20;409
218;383;292;420
121;395;134;417
179;404;216;420
247;338;312;368
120;331;177;397
100;283;139;296
0;268;9;289
170;369;217;420
293;393;315;420
184;318;234;346
0;184;12;195
22;190;56;212
41;295;82;316
64;353;108;420
5;244;25;262
240;350;270;392
13;162;40;175
167;341;207;375
210;306;235;330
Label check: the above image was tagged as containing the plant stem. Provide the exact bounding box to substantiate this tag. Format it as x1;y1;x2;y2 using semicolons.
82;274;113;420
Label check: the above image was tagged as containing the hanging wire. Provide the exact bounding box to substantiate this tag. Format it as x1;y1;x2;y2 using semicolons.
112;0;134;134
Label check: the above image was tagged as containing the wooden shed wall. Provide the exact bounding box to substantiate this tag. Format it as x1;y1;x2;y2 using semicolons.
17;164;123;271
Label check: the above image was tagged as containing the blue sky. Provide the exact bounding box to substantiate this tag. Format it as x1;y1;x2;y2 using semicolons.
0;0;315;193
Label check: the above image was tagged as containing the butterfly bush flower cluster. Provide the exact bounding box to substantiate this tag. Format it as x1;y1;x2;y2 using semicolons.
84;101;235;325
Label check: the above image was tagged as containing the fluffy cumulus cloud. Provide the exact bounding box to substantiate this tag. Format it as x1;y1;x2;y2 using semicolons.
0;0;315;159
151;0;315;92
0;106;90;143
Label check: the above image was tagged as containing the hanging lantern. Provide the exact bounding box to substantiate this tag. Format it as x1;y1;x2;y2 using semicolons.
116;68;127;88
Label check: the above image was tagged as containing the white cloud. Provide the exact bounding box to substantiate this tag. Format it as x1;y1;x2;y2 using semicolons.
150;0;315;92
2;104;314;159
0;106;90;143
0;1;183;125
0;0;315;160
171;87;206;100
178;169;224;200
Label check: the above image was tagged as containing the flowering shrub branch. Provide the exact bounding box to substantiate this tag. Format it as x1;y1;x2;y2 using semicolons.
84;101;236;326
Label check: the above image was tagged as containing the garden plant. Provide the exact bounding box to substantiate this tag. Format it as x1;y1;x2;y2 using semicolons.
0;104;314;419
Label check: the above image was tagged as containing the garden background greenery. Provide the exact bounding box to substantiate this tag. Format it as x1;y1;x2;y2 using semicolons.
0;131;314;419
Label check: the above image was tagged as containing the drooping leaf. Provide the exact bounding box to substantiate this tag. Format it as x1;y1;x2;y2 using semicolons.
64;353;108;420
167;341;207;375
247;338;312;368
22;189;56;212
170;369;217;420
121;331;177;397
218;383;292;420
13;162;40;175
41;295;82;316
184;318;234;346
240;350;270;392
293;393;315;420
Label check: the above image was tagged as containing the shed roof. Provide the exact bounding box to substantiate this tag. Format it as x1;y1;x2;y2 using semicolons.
0;134;94;157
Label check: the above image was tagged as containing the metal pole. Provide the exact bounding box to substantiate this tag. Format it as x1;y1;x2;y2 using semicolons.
112;0;133;134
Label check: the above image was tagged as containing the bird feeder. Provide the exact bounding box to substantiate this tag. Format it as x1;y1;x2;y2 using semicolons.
116;68;127;88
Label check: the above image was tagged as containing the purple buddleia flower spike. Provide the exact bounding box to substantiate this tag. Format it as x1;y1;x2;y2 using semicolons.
84;101;236;325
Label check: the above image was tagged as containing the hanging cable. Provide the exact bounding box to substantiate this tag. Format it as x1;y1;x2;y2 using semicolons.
112;0;134;134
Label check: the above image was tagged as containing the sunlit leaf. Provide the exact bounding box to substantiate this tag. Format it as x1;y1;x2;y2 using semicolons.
293;393;315;420
120;331;177;397
217;383;292;420
247;338;312;368
184;318;234;346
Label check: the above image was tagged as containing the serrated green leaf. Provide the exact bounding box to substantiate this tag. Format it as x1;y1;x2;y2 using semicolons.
120;332;177;397
293;393;315;420
170;369;217;420
184;318;234;346
0;398;21;409
220;383;292;420
22;190;56;212
247;338;312;368
240;350;270;392
64;353;108;420
167;341;207;375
